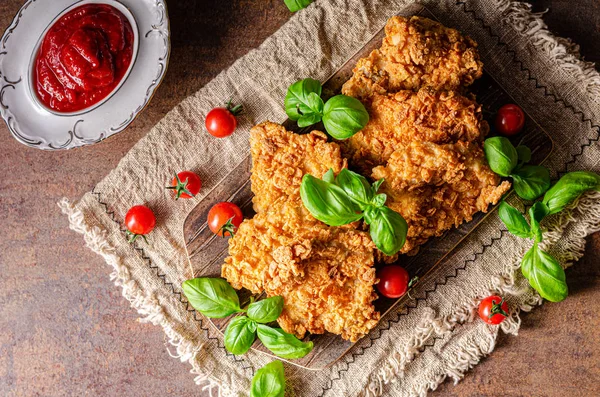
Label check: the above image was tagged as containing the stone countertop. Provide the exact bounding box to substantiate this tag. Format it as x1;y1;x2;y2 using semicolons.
1;0;598;395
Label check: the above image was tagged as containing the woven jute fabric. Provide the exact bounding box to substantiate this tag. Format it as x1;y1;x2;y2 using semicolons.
60;0;600;395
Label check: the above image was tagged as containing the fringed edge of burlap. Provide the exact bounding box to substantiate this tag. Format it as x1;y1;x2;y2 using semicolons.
356;0;600;394
57;198;236;397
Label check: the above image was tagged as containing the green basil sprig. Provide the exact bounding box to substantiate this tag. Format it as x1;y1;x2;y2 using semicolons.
300;168;408;255
484;137;551;200
283;0;314;12
182;278;242;318
257;325;314;359
182;279;313;358
251;360;286;397
284;79;369;139
497;170;600;302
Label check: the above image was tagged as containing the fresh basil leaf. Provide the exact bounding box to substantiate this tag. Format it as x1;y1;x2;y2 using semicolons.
298;112;323;128
284;78;322;121
283;0;314;12
522;244;568;302
516;145;532;164
247;296;284;324
484;137;518;177
372;179;384;193
300;174;364;226
322;169;335;183
251;361;286;397
335;168;373;207
224;316;257;355
511;165;551;200
257;324;313;359
497;201;531;239
528;201;549;243
371;193;387;208
365;206;407;256
182;278;241;318
322;95;369;140
542;171;600;215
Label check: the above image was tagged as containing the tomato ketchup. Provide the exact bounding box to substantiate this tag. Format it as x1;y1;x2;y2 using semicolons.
33;4;134;113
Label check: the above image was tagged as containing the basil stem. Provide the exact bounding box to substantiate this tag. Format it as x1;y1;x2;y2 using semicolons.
250;360;286;397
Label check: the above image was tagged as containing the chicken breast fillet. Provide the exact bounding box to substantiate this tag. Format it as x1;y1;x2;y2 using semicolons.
342;16;483;100
372;141;511;254
341;88;489;175
249;122;346;213
222;122;379;342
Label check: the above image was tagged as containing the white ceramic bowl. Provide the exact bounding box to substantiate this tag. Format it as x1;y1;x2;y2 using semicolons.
0;0;170;150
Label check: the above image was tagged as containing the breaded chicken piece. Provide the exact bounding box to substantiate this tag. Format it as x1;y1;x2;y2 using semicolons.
341;88;489;174
249;122;346;213
372;141;511;254
264;228;379;342
342;16;482;99
222;122;380;341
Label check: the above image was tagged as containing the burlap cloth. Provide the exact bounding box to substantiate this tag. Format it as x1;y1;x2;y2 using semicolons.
59;0;600;395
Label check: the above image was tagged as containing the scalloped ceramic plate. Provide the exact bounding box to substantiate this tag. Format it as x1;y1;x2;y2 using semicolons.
0;0;170;150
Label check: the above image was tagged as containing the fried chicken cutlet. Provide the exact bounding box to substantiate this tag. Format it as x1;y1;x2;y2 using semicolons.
342;16;483;100
221;122;380;342
372;141;511;254
341;88;489;174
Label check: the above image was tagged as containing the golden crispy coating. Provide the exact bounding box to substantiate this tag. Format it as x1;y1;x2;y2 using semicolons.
222;122;380;341
342;16;482;99
372;141;511;254
263;223;379;342
250;122;346;213
341;88;489;174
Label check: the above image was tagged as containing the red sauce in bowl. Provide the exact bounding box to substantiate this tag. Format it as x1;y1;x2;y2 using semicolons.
33;4;134;113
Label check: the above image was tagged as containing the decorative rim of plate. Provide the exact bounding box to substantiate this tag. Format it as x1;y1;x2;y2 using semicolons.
0;0;171;150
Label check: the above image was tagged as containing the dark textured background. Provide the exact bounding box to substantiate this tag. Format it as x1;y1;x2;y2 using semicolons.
0;1;598;396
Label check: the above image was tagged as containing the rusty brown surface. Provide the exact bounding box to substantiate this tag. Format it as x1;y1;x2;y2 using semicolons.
0;1;598;396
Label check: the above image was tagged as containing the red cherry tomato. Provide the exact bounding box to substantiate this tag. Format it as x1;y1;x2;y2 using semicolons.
125;205;156;242
205;100;243;138
495;104;525;136
376;265;409;298
208;202;244;237
478;295;509;325
167;171;202;200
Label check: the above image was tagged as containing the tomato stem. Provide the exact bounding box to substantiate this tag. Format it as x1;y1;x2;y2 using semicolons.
217;216;238;238
488;297;509;319
166;173;195;200
126;230;148;244
225;99;243;116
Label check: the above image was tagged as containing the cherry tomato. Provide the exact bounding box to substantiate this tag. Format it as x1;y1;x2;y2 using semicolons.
125;205;156;243
495;104;525;136
205;100;243;138
376;265;409;298
208;202;244;237
167;171;202;200
478;295;509;325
